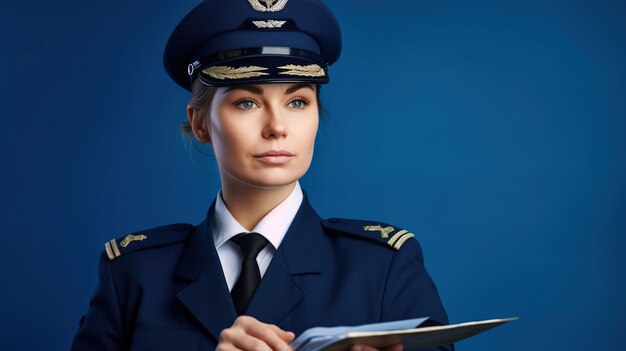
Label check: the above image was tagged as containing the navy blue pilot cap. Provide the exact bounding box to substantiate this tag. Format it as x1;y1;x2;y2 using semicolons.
163;0;342;91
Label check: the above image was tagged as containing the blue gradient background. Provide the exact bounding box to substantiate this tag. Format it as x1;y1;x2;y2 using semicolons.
1;0;624;350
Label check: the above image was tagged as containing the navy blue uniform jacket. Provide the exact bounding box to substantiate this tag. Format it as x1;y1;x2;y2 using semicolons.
72;195;449;350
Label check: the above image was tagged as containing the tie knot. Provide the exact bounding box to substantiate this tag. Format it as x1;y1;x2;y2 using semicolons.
231;232;268;260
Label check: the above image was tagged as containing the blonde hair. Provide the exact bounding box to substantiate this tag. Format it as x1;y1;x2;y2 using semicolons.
180;78;217;135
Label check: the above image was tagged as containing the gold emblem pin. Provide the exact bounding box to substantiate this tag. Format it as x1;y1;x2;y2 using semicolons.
248;0;289;12
363;225;395;238
120;234;148;248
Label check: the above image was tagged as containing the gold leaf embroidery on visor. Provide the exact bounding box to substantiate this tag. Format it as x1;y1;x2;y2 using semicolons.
278;64;326;77
202;66;270;80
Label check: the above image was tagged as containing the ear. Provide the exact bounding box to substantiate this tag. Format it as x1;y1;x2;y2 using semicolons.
187;106;211;144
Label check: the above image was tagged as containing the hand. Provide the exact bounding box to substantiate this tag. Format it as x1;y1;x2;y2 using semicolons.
217;315;295;351
350;343;403;351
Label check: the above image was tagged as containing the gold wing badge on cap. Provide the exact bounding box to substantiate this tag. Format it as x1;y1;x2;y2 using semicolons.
363;225;415;250
252;20;287;28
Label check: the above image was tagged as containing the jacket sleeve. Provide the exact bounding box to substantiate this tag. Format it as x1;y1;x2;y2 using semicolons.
381;238;453;351
71;253;125;351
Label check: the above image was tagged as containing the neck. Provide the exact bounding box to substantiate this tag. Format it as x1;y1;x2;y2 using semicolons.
220;179;297;231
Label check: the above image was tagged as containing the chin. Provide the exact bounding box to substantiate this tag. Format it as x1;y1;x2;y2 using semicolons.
239;169;307;190
247;176;300;189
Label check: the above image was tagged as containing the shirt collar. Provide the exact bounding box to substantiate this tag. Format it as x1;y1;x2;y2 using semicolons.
212;181;304;250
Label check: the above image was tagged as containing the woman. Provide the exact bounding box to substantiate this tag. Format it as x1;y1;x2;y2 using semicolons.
71;1;450;350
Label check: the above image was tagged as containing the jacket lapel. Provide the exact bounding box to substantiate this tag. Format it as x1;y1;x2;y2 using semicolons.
245;193;324;324
175;202;237;341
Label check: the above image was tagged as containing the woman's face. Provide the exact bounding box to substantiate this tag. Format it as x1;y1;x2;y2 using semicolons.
206;83;319;190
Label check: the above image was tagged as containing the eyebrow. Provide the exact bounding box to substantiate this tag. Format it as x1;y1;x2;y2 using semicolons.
224;83;315;95
224;85;264;94
285;83;315;94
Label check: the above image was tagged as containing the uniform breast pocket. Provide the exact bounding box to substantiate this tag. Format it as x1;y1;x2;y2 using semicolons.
130;327;213;351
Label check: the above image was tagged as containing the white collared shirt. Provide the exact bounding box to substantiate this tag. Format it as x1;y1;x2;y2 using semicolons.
212;181;304;291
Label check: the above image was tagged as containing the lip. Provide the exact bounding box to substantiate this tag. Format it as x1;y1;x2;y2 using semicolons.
254;150;294;164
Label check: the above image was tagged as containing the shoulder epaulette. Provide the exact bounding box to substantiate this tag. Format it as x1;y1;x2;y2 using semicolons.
104;223;193;261
321;218;416;251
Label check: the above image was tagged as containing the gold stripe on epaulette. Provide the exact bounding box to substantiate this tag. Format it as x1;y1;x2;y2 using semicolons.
387;230;408;246
104;242;115;261
393;233;415;250
110;239;121;258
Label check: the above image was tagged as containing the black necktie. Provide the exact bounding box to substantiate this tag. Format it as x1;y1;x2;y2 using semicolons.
230;232;269;315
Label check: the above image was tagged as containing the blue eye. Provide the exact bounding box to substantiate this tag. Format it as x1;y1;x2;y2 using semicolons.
236;100;256;110
289;99;306;108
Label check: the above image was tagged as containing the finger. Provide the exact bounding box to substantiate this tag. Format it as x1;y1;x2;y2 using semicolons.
350;343;403;351
268;323;296;342
216;342;242;351
383;343;403;351
221;322;273;351
229;332;273;351
350;344;375;351
246;323;293;351
232;316;294;351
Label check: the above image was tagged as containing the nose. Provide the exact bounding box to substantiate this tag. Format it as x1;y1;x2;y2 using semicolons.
262;105;287;139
